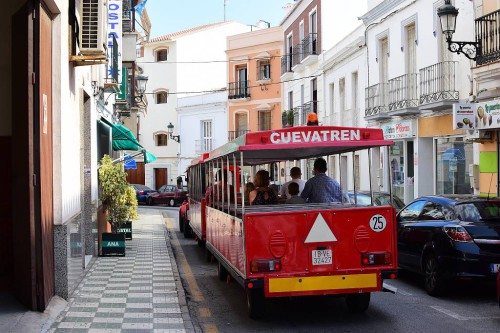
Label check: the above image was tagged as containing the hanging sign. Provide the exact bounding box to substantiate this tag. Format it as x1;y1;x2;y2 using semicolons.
452;103;476;129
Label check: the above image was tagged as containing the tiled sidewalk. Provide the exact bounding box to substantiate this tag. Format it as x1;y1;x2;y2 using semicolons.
49;208;189;333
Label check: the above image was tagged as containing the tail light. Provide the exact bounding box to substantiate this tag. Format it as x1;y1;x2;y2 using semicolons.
250;259;282;273
361;252;392;266
138;191;144;195
443;225;473;242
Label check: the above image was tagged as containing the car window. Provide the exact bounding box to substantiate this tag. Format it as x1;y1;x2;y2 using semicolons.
159;185;166;192
398;200;427;222
456;202;500;222
419;202;445;220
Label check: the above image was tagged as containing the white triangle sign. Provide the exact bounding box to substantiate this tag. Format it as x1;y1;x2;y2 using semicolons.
304;213;337;243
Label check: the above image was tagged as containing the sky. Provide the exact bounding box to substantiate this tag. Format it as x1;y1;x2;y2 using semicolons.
144;0;292;38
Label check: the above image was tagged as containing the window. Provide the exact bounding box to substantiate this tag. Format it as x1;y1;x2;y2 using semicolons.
156;134;168;146
202;120;213;152
155;49;168;62
420;202;445;220
398;200;426;222
257;60;271;80
156;91;168;104
258;111;271;131
436;137;473;195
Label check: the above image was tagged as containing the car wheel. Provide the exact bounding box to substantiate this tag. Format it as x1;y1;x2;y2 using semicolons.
424;253;446;296
169;199;176;207
345;292;370;313
147;197;154;206
246;288;266;319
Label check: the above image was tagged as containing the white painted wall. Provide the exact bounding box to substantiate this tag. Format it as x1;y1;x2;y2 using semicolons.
177;91;228;175
140;22;253;185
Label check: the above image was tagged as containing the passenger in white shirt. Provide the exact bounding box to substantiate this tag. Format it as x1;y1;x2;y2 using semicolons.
279;167;306;200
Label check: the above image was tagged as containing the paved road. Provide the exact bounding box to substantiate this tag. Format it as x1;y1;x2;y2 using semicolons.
163;209;500;333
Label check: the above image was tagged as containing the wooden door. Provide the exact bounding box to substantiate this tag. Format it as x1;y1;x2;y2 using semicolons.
36;3;54;310
155;168;168;191
125;162;145;184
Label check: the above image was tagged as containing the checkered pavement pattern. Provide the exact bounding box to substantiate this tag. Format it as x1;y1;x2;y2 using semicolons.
49;209;186;333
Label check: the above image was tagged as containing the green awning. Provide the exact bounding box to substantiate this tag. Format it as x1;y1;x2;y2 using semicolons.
100;117;157;164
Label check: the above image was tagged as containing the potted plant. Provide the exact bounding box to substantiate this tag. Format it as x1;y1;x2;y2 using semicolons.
118;185;138;240
98;155;138;256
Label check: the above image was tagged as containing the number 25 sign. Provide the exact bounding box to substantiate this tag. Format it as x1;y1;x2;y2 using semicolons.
369;214;387;232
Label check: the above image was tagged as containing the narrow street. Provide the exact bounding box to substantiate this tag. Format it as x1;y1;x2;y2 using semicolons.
163;210;500;333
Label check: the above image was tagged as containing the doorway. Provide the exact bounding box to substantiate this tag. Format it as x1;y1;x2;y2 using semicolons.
155;168;168;190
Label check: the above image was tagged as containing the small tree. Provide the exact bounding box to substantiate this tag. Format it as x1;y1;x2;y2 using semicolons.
98;155;137;233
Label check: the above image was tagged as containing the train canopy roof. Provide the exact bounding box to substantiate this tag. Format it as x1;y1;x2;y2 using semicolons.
207;126;393;165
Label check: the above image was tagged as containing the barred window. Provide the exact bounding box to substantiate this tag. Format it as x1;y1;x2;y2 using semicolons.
156;134;168;146
258;111;271;131
155;49;168;62
156;91;168;104
257;60;271;80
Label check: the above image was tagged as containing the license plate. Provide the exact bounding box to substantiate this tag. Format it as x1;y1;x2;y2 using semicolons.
491;264;500;273
312;249;332;265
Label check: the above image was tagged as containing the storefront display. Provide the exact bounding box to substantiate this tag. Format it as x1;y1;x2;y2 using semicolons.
435;137;473;194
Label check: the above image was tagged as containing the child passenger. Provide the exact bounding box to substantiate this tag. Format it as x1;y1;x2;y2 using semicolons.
285;182;305;204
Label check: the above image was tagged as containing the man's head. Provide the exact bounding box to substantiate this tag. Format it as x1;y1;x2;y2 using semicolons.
290;167;302;179
288;182;300;196
313;157;327;174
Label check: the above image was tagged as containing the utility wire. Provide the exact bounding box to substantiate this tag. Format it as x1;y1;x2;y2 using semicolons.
142;73;323;95
136;51;310;64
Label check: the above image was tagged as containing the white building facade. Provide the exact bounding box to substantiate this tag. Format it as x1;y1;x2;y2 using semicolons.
139;21;253;189
176;91;228;174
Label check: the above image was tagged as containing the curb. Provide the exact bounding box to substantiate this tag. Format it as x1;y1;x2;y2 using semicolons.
161;212;197;333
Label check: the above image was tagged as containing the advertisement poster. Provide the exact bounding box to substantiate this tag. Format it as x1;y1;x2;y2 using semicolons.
475;99;500;130
452;103;475;129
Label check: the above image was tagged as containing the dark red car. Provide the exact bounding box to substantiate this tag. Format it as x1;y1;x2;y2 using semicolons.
146;184;187;207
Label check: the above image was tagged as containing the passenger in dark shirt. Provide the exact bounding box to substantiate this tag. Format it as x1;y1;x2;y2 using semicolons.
248;170;278;205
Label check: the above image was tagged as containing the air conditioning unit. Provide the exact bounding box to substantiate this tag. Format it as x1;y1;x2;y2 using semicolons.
79;0;107;55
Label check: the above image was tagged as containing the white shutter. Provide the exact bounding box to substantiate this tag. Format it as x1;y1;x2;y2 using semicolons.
79;0;107;55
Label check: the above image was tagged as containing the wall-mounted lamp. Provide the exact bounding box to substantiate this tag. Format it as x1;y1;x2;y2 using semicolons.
167;122;180;143
437;0;480;60
91;80;102;97
135;74;149;103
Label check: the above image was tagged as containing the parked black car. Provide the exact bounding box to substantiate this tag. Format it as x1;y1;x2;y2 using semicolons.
396;195;500;295
130;184;156;204
343;191;405;211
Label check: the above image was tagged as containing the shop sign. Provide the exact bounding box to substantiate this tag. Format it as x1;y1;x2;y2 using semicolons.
381;120;415;139
453;100;500;130
452;103;475;129
475;99;500;130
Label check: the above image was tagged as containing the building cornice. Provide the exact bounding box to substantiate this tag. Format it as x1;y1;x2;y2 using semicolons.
359;0;406;25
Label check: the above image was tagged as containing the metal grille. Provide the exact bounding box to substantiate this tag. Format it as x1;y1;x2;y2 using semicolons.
81;0;100;49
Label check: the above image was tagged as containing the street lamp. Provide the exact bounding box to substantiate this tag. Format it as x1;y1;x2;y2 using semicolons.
167;122;181;143
135;74;148;103
437;0;480;60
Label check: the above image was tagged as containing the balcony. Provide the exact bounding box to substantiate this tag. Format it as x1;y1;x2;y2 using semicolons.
475;9;500;66
281;54;293;79
301;33;319;66
228;81;250;100
365;83;390;120
195;139;215;154
419;61;458;111
291;43;303;68
228;130;250;141
388;73;419;116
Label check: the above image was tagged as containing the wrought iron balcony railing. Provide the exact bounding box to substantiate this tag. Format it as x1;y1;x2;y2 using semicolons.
419;61;458;105
302;33;318;58
122;0;134;33
228;81;250;99
475;9;500;66
388;73;418;112
292;43;303;67
365;83;388;117
228;130;250;141
195;139;215;154
281;54;293;75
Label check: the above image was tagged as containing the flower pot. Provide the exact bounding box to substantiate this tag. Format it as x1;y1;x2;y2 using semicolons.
118;221;132;240
101;232;126;257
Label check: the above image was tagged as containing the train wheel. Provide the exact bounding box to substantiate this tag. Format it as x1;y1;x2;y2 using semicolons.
178;211;184;233
345;292;370;313
246;288;265;319
217;261;228;281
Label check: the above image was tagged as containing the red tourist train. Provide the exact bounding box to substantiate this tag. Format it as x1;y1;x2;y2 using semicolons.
180;126;398;318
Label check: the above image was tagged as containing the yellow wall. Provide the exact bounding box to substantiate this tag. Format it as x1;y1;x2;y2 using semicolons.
418;114;465;137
